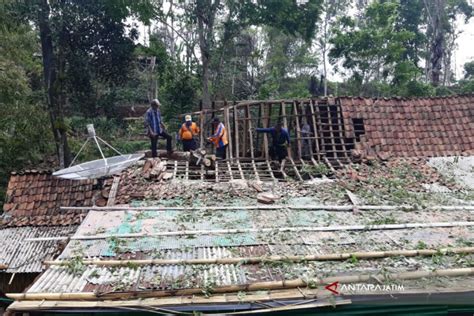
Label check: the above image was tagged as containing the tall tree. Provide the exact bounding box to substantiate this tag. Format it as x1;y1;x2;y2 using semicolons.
315;0;349;96
423;0;473;86
22;0;154;166
37;0;70;167
329;1;418;96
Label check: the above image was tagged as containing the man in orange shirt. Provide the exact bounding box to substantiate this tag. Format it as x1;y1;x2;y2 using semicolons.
179;115;200;151
208;117;228;159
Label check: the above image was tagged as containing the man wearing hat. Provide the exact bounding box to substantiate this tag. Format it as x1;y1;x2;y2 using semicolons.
145;99;173;157
179;115;200;152
208;117;228;159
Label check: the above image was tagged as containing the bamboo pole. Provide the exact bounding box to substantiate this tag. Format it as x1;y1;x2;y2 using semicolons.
8;267;474;301
59;205;474;212
44;247;474;267
7;288;340;310
25;221;474;241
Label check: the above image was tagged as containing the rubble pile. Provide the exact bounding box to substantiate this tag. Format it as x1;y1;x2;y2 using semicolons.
336;158;464;205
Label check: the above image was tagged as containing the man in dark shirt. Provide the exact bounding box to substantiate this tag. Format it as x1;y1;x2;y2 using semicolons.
145;99;172;157
256;122;290;162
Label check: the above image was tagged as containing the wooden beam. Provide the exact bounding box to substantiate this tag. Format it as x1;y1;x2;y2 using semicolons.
293;100;302;159
106;176;121;206
224;101;233;160
234;103;240;158
266;160;277;181
309;99;321;161
45;247;474;267
280;101;291;159
236;159;245;179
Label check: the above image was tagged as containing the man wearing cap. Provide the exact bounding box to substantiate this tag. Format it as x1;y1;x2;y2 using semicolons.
179;115;200;152
208;117;228;159
256;121;290;162
145;99;173;157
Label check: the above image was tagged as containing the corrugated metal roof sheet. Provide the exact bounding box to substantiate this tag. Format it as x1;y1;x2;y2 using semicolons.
0;225;78;273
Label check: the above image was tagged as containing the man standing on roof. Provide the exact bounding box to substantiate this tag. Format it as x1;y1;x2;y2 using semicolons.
208;117;228;159
145;99;173;157
179;115;200;152
256;121;290;162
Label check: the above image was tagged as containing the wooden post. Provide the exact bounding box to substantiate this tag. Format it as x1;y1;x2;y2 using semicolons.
234;102;240;158
308;100;322;162
246;104;260;181
280;101;291;159
224;101;233;160
199;109;204;149
293;100;303;160
243;104;248;157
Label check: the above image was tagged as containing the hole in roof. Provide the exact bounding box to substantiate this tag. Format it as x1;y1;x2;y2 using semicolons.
352;118;365;142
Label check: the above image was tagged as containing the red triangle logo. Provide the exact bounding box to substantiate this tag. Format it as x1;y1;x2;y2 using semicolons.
325;281;339;294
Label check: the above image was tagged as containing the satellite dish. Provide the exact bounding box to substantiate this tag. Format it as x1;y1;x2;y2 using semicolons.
53;124;144;180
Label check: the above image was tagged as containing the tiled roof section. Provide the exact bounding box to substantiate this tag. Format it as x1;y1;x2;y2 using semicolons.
0;211;86;227
339;95;474;158
2;170;99;226
0;225;78;273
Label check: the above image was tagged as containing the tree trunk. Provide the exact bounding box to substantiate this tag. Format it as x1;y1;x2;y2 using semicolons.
426;0;446;87
196;0;220;109
37;0;71;167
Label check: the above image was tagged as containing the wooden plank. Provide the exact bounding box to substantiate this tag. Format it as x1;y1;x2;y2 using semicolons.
246;104;260;181
199;110;204;148
299;159;314;180
227;161;234;181
106;176;121;206
280;101;292;159
243;105;248;157
309;99;321;161
264;103;271;160
234;103;240;158
173;160;178;179
289;157;303;181
185;161;189;180
323;156;337;174
292;101;303;159
266;160;277;181
237;159;245;180
334;101;350;159
224;101;233;160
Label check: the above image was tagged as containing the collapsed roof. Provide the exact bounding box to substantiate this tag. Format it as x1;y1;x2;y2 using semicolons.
3;95;474;313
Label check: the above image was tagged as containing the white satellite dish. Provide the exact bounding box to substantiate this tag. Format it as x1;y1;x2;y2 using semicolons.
53;124;144;180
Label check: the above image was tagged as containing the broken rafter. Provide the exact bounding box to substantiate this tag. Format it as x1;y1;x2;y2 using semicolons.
25;221;474;241
8;267;474;301
44;247;474;267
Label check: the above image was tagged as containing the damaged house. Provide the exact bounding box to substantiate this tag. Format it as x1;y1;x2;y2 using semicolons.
2;95;474;314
